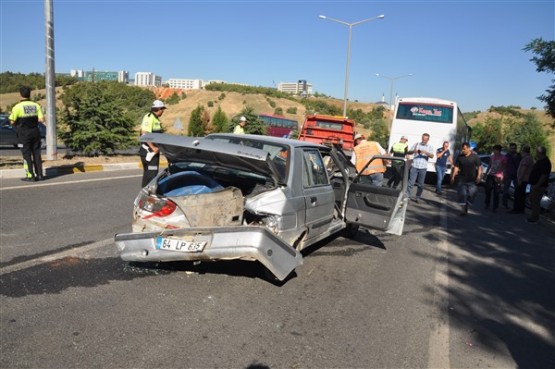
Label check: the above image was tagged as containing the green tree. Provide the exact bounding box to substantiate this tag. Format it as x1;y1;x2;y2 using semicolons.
188;105;206;136
274;107;283;115
471;117;503;153
368;119;389;149
58;81;154;155
211;106;228;133
165;92;181;105
524;38;555;125
286;107;297;114
505;112;551;154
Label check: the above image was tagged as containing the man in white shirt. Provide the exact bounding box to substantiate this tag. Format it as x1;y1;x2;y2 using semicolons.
406;133;434;202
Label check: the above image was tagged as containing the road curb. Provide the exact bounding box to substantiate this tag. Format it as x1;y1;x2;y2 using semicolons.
0;161;168;179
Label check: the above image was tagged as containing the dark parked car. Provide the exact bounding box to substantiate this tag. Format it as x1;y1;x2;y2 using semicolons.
0;113;46;148
115;133;410;281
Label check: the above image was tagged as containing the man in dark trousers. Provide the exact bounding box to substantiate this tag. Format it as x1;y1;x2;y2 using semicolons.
9;86;45;181
526;146;552;223
450;142;483;215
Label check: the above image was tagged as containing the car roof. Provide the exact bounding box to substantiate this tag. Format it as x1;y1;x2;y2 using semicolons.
206;133;329;150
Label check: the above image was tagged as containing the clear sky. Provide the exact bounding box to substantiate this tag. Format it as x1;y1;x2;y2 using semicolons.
1;0;553;112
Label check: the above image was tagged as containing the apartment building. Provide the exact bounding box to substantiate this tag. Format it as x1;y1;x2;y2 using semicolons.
135;72;162;87
165;78;203;89
70;69;129;83
277;80;313;96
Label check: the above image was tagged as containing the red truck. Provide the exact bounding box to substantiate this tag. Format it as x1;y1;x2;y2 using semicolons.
297;114;356;153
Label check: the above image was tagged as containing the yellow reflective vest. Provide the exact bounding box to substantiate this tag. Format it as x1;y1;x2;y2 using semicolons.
141;113;161;133
9;100;44;129
391;142;408;158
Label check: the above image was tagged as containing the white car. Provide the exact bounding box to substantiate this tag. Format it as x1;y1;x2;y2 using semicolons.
115;133;410;281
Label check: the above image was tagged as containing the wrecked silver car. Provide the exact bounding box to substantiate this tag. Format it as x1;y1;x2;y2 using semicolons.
115;133;409;281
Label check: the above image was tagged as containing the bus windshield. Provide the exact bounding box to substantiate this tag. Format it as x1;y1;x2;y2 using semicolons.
396;103;454;124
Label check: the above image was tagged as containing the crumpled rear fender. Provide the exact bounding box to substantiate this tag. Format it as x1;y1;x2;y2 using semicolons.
114;226;302;281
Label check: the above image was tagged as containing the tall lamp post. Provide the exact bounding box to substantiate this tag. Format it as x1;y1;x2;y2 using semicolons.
375;73;413;130
319;14;385;118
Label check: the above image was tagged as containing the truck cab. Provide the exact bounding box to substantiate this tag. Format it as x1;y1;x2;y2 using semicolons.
298;114;356;154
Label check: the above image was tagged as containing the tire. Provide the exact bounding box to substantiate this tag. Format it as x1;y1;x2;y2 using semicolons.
343;223;360;238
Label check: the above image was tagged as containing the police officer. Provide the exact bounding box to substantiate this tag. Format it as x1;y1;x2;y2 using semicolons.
139;100;166;187
388;135;409;188
9;86;45;182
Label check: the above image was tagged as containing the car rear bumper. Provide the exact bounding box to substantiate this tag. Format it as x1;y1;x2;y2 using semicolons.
114;226;302;281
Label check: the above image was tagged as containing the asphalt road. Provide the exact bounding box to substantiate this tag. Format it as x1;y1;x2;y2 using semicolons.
1;170;553;368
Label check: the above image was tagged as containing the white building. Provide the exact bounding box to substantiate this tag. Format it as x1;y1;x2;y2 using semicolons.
277;80;313;96
135;72;162;87
165;78;203;90
117;71;129;84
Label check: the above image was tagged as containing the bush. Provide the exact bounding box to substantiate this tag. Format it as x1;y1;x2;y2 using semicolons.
58;81;154;155
286;107;297;114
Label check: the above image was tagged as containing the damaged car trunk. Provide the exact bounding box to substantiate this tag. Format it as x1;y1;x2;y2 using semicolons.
115;133;408;281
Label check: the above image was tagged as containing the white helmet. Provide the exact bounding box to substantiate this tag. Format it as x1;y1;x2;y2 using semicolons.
151;100;166;109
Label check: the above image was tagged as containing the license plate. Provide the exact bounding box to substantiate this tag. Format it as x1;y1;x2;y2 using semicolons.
155;237;207;252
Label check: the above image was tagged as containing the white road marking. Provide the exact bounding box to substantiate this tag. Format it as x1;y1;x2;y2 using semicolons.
0;238;114;275
0;174;141;191
428;196;451;369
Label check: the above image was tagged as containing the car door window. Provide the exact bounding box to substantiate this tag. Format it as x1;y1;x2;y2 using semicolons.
302;149;328;187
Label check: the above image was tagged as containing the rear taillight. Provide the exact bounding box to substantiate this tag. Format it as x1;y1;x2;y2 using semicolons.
137;193;177;219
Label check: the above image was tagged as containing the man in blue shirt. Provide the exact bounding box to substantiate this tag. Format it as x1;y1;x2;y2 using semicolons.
435;141;453;195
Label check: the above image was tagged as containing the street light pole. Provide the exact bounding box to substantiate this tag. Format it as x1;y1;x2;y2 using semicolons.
319;14;384;118
375;73;413;130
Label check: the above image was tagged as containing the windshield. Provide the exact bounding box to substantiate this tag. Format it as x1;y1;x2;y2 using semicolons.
315;120;343;130
396;103;454;124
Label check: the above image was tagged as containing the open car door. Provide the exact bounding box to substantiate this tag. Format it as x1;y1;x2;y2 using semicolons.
344;156;409;235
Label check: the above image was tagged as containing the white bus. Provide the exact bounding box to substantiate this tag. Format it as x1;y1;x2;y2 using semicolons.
387;97;471;174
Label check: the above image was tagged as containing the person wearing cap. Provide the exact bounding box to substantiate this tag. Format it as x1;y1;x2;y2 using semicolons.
139;99;166;187
435;141;453;195
353;133;364;147
526;146;552;223
351;135;386;186
233;116;247;134
387;136;409;188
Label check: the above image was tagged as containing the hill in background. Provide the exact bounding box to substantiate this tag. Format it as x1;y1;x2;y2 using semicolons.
2;87;552;148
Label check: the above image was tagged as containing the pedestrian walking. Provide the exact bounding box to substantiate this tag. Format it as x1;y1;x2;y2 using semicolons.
484;144;507;212
526;146;552;224
502;143;521;208
509;144;533;214
233;116;247;134
139;100;166;187
450;142;483;215
351;135;387;186
406;133;434;202
387;135;408;188
435;141;453;195
9;86;45;182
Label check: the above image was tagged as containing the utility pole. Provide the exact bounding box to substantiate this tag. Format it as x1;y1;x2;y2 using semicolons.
45;0;57;160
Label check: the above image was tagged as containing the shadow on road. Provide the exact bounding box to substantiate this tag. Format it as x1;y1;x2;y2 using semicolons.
409;184;555;369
